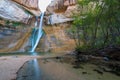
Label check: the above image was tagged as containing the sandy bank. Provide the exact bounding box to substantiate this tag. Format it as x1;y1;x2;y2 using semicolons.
0;55;40;80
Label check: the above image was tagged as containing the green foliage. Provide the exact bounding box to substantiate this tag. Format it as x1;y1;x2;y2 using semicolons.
25;10;33;15
12;22;22;27
71;0;120;52
5;20;23;27
5;20;10;25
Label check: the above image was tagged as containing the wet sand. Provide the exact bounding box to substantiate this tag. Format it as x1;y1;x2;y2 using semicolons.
0;55;40;80
39;59;81;80
38;59;120;80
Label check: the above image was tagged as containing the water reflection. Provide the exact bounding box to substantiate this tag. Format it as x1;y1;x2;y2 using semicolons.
33;59;41;80
17;58;41;80
30;52;38;56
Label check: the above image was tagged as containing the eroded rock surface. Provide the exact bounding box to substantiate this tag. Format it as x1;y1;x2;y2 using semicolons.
37;24;76;53
47;0;77;13
46;0;77;24
11;0;41;16
0;0;32;23
0;0;77;24
11;0;38;10
46;14;73;24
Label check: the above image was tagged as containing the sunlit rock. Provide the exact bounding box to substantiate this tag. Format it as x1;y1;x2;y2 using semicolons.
64;5;78;17
45;0;77;24
11;0;38;9
0;0;32;23
47;0;77;13
47;14;73;24
64;0;76;6
37;24;76;53
11;0;41;16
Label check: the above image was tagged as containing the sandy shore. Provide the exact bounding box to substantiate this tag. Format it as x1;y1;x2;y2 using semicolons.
38;59;81;80
0;55;40;80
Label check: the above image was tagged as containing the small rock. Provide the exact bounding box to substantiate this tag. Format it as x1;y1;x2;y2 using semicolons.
93;69;103;75
82;72;87;74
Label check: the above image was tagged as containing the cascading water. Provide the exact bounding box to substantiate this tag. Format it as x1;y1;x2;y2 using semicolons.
30;13;44;52
30;0;52;52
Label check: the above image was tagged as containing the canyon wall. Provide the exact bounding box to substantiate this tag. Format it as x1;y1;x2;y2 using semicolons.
0;0;32;23
37;24;76;53
0;0;77;53
36;0;77;53
0;0;77;23
11;0;41;16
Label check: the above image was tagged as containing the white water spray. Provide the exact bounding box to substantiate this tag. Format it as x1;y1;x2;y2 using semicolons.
30;0;52;52
38;0;52;13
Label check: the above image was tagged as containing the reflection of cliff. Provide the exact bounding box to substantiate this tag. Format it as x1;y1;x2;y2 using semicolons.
0;29;31;53
37;24;76;53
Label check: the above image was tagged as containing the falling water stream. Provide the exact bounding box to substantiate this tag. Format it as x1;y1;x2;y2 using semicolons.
30;0;52;52
30;13;44;52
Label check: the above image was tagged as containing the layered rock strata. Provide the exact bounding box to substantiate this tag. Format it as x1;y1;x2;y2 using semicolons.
0;0;32;23
11;0;41;16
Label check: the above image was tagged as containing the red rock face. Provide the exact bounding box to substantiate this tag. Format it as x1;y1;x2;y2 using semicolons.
47;0;77;13
64;0;77;6
11;0;77;14
11;0;41;16
11;0;39;10
0;0;77;23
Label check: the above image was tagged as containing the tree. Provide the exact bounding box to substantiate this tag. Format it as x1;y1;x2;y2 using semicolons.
70;0;120;53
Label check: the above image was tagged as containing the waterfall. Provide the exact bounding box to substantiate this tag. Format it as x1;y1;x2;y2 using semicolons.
30;0;52;52
30;13;44;52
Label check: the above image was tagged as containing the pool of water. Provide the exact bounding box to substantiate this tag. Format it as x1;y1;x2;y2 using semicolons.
16;58;120;80
0;52;49;56
17;59;41;80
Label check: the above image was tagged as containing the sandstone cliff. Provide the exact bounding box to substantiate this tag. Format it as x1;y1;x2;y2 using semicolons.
0;0;77;53
0;0;32;23
37;23;76;53
0;0;77;24
11;0;41;16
